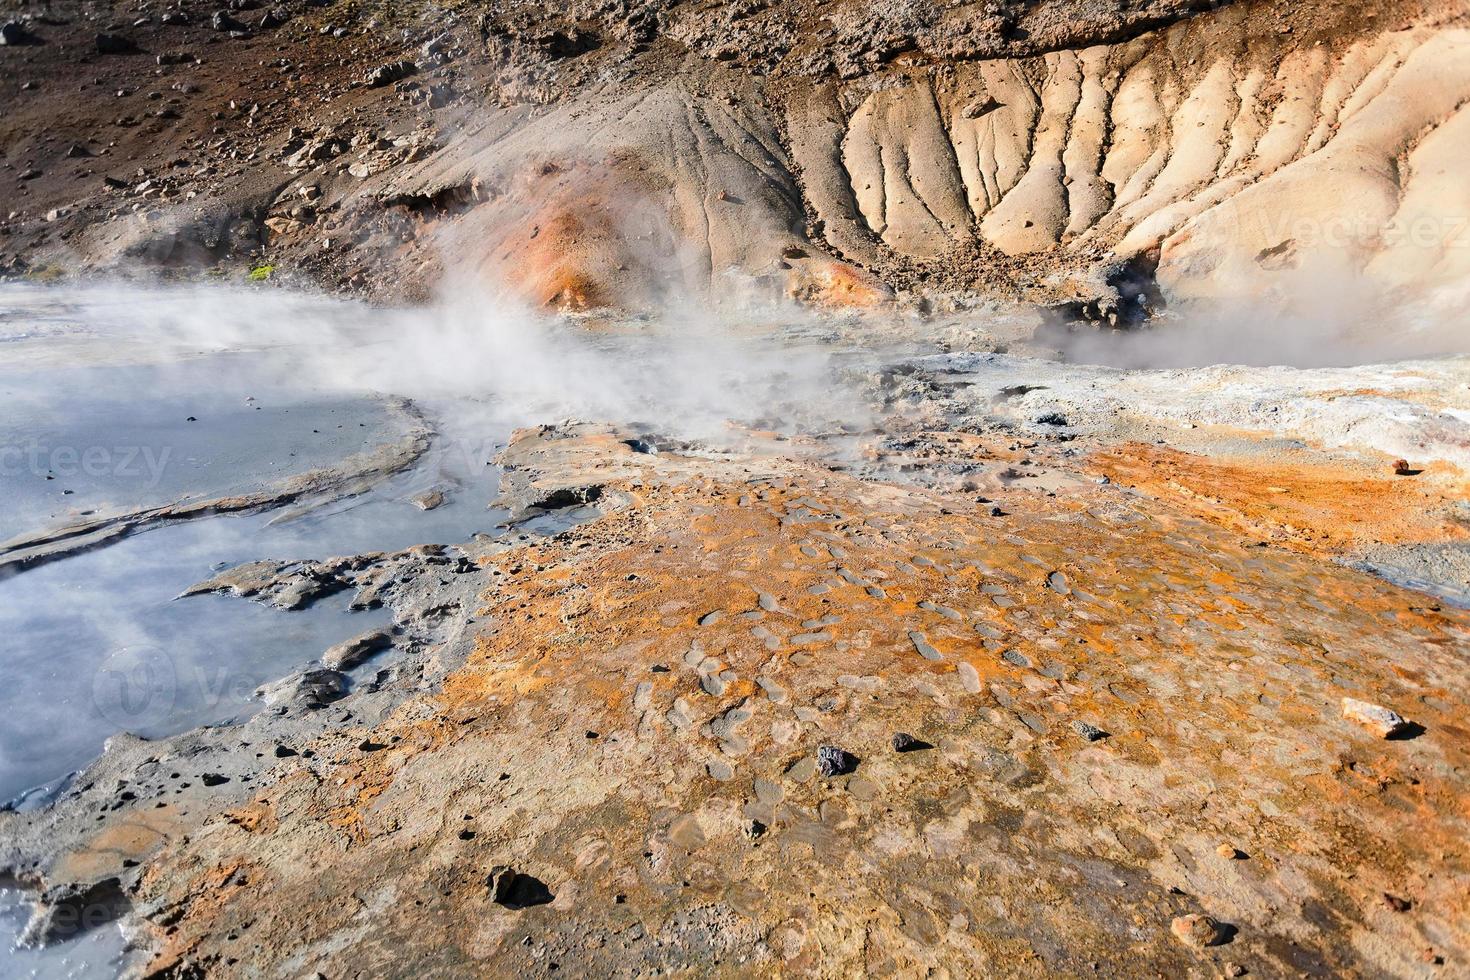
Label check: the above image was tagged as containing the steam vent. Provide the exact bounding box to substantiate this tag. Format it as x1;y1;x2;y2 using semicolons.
0;0;1468;977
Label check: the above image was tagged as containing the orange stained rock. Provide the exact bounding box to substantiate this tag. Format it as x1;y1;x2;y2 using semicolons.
1088;442;1469;555
786;258;892;309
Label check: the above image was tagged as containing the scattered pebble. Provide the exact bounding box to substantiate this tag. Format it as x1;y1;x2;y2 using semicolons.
918;600;962;619
816;744;859;777
786;757;816;783
1073;720;1109;742
1382;892;1411;912
892;732;933;752
1170;913;1229;947
908;631;943;661
1341;697;1413;738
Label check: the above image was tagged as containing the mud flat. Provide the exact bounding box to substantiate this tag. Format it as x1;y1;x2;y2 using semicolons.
0;293;1466;976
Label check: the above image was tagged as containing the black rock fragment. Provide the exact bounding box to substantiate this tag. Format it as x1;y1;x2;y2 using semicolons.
891;732;933;753
487;866;554;909
817;744;859;777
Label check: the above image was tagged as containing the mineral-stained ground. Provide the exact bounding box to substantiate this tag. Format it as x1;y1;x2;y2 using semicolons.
3;327;1469;975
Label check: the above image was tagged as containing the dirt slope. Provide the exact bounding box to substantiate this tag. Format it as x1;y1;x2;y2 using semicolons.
4;0;1467;317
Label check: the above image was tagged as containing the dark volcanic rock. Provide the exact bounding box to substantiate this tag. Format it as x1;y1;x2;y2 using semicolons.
817;744;860;776
487;866;555;909
2;20;38;45
95;33;138;54
892;732;933;753
212;11;248;32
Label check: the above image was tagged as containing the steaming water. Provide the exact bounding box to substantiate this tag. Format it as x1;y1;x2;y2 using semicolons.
0;284;593;977
0;411;514;805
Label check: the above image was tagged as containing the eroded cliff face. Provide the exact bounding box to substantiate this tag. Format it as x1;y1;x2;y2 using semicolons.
6;0;1468;318
256;0;1470;317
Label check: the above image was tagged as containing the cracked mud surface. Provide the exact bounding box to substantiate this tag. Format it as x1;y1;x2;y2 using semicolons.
3;334;1467;975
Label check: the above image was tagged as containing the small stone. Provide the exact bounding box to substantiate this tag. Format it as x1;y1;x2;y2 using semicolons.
1224;964;1246;978
486;866;554;909
753;777;783;804
257;668;348;708
816;744;859;777
321;629;391;670
1216;843;1240;859
1073;720;1109;742
410;488;445;511
1382;892;1411;912
892;732;933;753
1;21;36;45
785;757;816;783
1170;913;1229;947
908;631;943;661
1341;697;1411;738
366;60;417;88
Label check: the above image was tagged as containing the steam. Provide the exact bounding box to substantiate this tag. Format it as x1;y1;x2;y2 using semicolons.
1054;258;1470;369
1;278;872;448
